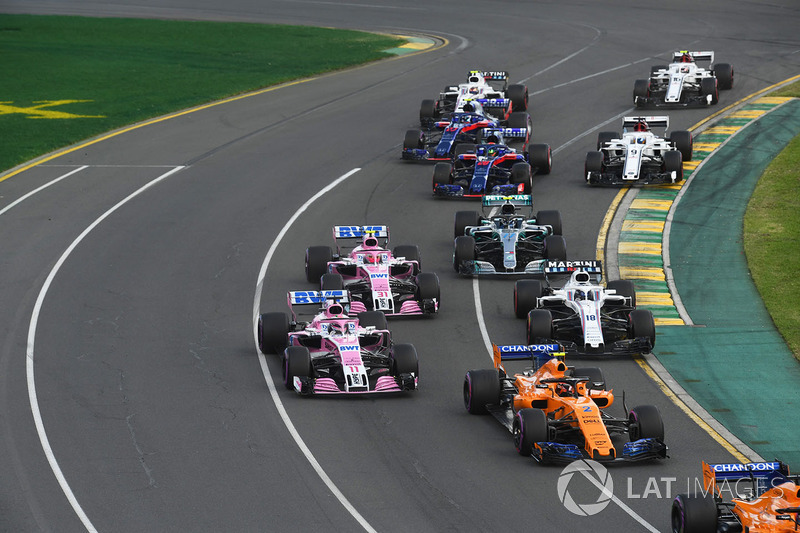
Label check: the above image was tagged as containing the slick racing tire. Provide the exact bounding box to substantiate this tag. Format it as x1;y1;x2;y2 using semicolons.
432;162;454;191
507;112;532;143
320;273;344;291
527;309;553;345
628;404;664;441
415;272;440;302
713;63;734;90
597;131;619;150
629;308;656;347
283;346;312;391
585;151;604;182
393;244;421;267
511;162;532;193
528;143;552;175
513;408;548;456
392;343;419;376
700;77;719;105
571;367;605;391
419;99;438;125
669;130;694;162
454;210;481;238
453;236;476;272
258;312;289;354
305;246;333;283
358;310;388;331
663;150;684;182
671;493;718;533
463;368;501;415
454;143;476;157
507;83;528;112
514;279;543;319
543;235;567;261
633;79;650;105
535;210;562;236
403;129;424;150
607;279;637;308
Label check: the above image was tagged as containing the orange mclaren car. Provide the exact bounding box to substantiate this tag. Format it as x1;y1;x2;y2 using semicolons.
463;343;668;464
672;461;800;532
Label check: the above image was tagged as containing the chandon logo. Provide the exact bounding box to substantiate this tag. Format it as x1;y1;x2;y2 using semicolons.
557;460;613;516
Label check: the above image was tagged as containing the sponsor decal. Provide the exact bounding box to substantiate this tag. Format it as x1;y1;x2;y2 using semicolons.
712;462;781;473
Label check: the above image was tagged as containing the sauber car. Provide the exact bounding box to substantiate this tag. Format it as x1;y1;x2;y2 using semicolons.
419;70;528;125
585;116;693;186
514;260;655;355
453;194;566;275
432;141;551;198
634;50;734;108
464;344;668;464
672;461;800;532
305;225;439;317
257;290;418;394
403;100;532;162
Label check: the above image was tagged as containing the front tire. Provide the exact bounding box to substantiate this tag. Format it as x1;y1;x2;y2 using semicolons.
283;346;312;390
433;162;453;191
511;162;532;193
669;130;693;162
403;129;424;150
320;273;344;291
415;272;440;302
633;79;650;105
463;368;501;414
258;312;289;354
628;404;664;441
392;344;419;376
663;150;683;182
453;236;476;272
629;308;656;347
513;408;548;456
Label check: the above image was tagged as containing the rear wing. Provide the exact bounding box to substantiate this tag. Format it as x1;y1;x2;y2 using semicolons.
672;50;714;63
544;260;602;280
481;71;509;82
702;461;790;497
482;194;533;208
287;290;349;320
492;343;562;374
332;225;389;253
623;116;669;131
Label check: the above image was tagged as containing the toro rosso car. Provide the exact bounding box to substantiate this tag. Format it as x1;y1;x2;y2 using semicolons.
305;225;439;317
419;70;528;125
464;344;668;464
432;141;551;198
585;116;693;186
403;100;532;162
514;260;655;355
257;290;418;394
672;461;800;533
634;50;734;108
453;194;566;275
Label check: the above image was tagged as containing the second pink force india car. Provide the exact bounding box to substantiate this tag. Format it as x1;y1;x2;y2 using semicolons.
305;225;440;317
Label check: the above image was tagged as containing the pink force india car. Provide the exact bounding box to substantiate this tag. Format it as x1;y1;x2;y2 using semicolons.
305;225;440;317
257;290;418;395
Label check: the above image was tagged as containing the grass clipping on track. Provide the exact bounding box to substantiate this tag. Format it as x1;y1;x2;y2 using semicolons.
0;14;402;172
744;80;800;360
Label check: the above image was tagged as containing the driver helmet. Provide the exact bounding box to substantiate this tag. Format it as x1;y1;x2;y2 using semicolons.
469;86;479;95
364;253;381;265
556;383;573;397
487;146;499;158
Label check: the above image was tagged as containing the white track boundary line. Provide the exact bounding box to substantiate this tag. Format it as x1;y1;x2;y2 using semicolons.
0;166;89;216
251;168;378;533
27;165;185;532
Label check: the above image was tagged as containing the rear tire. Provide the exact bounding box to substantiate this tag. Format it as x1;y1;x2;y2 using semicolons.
535;210;562;236
453;236;476;272
283;346;312;390
507;112;531;143
454;210;481;238
305;246;333;283
713;63;734;90
393;244;421;266
527;309;553;344
513;408;548;456
463;368;501;414
607;279;636;307
528;143;552;175
507;84;528;112
258;312;289;354
543;235;567;261
514;280;543;318
320;273;344;291
358;310;388;330
671;493;718;533
628;404;664;441
597;131;618;150
572;367;606;390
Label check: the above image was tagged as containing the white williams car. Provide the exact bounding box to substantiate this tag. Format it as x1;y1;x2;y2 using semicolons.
633;50;734;107
584;116;693;186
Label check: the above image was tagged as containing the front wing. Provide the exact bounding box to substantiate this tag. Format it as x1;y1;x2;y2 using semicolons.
292;374;417;395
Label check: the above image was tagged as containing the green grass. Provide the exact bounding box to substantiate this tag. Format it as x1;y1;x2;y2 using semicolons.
0;14;402;172
743;80;800;360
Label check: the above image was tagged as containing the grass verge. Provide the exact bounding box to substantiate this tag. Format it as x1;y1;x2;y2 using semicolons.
0;14;402;172
743;80;800;360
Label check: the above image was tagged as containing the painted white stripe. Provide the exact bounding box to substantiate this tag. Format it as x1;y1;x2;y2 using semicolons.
252;168;378;533
579;467;660;533
0;166;89;216
27;165;185;533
